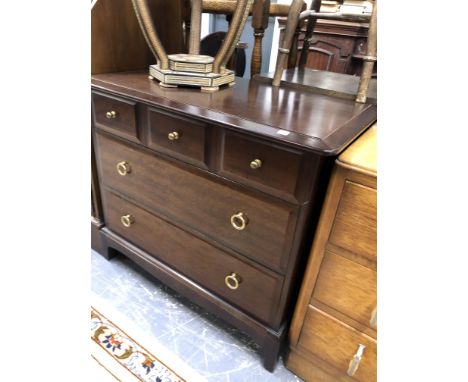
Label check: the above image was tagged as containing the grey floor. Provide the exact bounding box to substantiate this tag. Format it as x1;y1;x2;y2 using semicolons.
91;250;303;382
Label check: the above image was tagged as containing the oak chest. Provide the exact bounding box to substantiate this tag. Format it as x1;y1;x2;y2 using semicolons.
91;71;376;371
285;124;377;380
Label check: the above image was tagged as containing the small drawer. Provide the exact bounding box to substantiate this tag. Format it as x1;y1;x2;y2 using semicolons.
96;133;296;273
312;251;377;330
147;107;208;168
299;306;376;382
219;131;304;202
103;191;283;327
329;181;377;262
92;91;138;142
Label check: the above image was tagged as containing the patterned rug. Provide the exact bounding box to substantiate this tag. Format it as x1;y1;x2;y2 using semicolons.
91;296;205;382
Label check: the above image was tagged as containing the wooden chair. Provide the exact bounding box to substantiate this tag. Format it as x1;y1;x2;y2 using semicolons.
272;0;377;103
201;0;306;77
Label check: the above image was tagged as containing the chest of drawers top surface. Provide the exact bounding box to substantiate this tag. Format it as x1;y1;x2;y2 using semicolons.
91;71;376;155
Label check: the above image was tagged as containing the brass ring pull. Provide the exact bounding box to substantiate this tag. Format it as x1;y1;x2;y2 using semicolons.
120;214;134;228
347;344;366;377
370;307;377;328
168;131;180;141
250;159;262;169
225;272;241;290
230;212;248;231
116;161;131;176
106;111;117;119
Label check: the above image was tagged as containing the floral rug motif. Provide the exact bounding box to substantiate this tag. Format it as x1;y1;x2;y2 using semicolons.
91;307;185;382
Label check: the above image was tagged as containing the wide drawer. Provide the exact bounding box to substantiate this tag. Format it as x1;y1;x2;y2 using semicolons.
147;107;208;168
219;131;304;202
299;306;376;382
312;251;377;330
103;191;283;326
329;180;376;262
95;132;296;273
92;92;139;142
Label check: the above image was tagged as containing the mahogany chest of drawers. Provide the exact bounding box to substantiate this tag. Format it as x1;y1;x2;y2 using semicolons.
91;71;376;371
285;125;377;380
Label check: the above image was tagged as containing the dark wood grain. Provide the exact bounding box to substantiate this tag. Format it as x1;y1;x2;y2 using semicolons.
92;92;139;143
99;227;287;371
95;132;297;273
103;191;284;326
219;131;305;203
91;0;185;75
91;71;376;155
147;106;208;168
278;18;376;77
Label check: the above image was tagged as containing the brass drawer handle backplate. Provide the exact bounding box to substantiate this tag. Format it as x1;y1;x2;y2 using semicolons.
168;131;180;141
106;111;117;119
116;161;131;176
120;214;135;228
225;272;241;290
250;159;262;169
230;212;249;231
370;307;377;328
347;343;366;377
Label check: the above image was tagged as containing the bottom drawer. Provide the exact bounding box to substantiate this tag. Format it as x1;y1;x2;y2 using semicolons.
102;191;283;327
298;306;376;381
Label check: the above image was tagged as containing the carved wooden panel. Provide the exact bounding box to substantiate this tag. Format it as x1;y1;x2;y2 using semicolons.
278;18;377;76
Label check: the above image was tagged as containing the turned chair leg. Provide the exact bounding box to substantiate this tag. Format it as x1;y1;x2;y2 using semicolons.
272;0;304;86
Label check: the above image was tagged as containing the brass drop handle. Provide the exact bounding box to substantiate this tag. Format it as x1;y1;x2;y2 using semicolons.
120;214;134;228
106;110;117;119
225;272;241;290
116;161;131;176
168;131;180;141
250;159;262;169
370;307;377;328
347;344;366;377
230;212;249;231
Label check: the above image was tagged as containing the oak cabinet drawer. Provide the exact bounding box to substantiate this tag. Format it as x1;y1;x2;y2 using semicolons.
312;251;377;330
219;131;304;202
92;92;138;142
96;133;296;273
103;191;283;326
299;306;376;382
147;107;208;168
329;181;376;262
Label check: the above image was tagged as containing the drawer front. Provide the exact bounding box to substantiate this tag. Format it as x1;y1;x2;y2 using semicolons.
147;107;208;168
299;306;376;382
312;251;377;330
219;131;304;202
329;181;376;262
103;191;283;325
96;133;296;272
92;92;138;142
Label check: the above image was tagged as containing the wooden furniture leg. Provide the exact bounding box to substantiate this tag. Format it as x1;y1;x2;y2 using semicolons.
356;0;377;103
298;0;322;69
251;0;271;76
272;0;304;86
262;325;288;372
